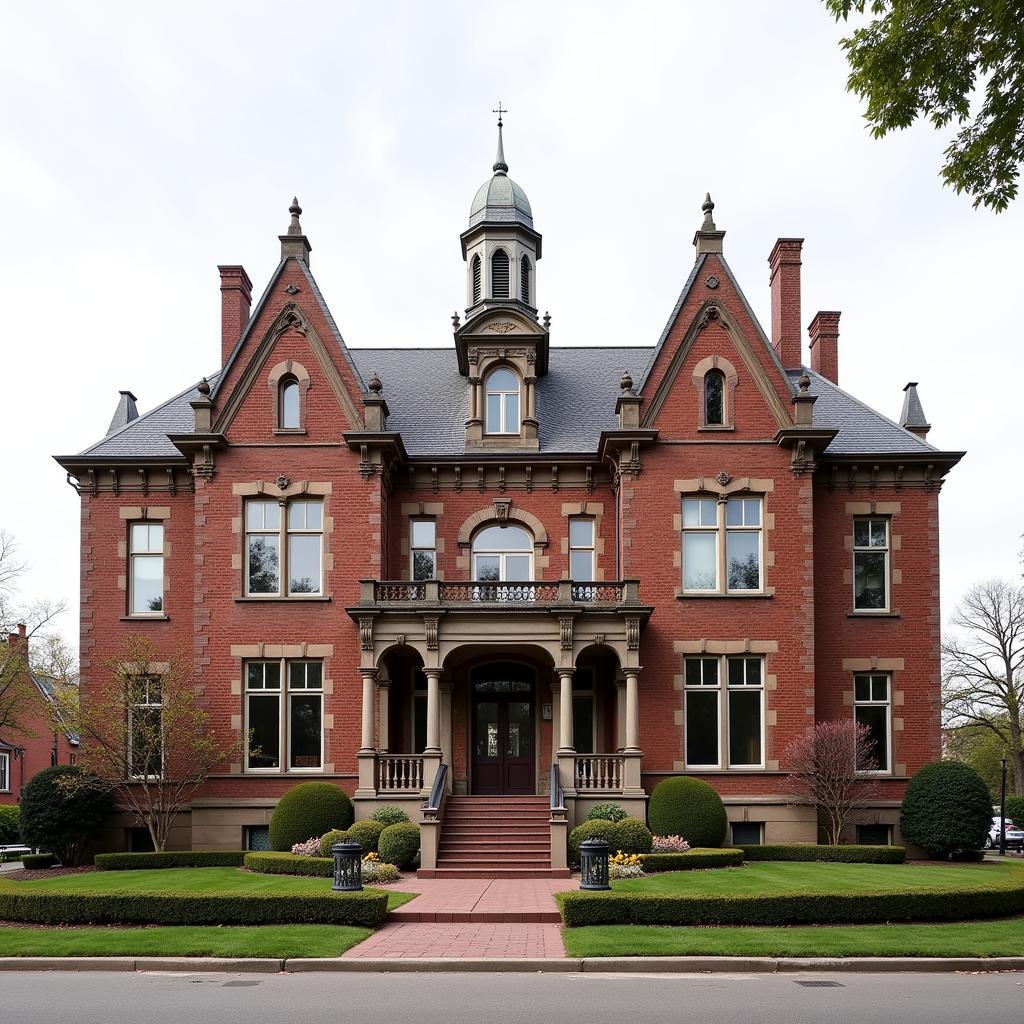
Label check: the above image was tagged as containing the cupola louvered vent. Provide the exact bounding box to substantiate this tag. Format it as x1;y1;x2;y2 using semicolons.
471;254;482;304
491;250;510;298
520;255;531;304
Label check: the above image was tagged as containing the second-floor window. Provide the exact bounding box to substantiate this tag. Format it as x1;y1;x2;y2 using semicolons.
245;499;323;597
472;524;533;581
411;519;437;580
681;496;763;594
853;517;889;611
245;660;323;772
130;522;164;615
569;518;595;581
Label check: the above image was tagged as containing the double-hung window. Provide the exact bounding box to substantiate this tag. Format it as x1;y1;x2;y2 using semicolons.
128;675;163;779
245;498;323;597
853;518;889;611
726;499;762;591
854;673;891;773
684;655;765;769
681;496;763;594
245;660;324;772
569;518;595;581
484;368;521;435
129;522;164;614
411;519;437;581
681;498;719;591
0;751;9;792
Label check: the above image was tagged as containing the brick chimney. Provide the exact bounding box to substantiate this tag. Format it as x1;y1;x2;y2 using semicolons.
808;310;841;384
218;265;252;367
6;623;27;656
768;238;803;368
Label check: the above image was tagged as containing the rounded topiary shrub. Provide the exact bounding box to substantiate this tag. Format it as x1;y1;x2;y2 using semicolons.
901;760;993;858
586;802;628;823
568;818;617;865
318;829;350;858
648;777;728;848
19;765;112;866
378;821;420;869
0;804;20;845
346;819;386;854
269;782;353;852
611;817;653;855
370;805;410;827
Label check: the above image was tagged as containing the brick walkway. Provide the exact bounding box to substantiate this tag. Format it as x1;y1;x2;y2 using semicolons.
342;922;566;959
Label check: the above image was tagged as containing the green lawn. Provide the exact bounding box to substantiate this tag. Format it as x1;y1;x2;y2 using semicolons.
0;867;416;912
0;924;370;958
562;917;1024;958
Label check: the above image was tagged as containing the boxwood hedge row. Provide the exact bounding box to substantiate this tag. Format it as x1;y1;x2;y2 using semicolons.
244;851;333;878
95;851;247;870
0;888;388;927
559;877;1024;927
641;848;743;871
738;844;906;864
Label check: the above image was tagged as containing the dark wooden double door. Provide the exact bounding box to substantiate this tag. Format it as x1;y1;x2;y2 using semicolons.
471;665;535;795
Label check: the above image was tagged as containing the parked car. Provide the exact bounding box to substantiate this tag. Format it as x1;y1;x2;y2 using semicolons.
985;818;1024;850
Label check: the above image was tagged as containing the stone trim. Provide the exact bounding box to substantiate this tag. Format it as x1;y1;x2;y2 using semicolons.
674;639;779;655
454;503;550;577
841;657;905;672
267;358;311;433
692;353;739;429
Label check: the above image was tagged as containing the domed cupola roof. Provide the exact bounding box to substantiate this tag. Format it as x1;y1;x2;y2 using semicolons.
468;115;533;228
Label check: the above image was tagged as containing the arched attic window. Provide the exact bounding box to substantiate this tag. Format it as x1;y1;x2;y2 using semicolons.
279;376;300;429
485;367;521;435
472;524;533;582
491;249;510;299
520;255;531;304
704;369;725;426
471;254;482;305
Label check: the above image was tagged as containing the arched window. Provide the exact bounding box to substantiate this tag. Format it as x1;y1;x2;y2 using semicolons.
520;255;531;304
472;524;533;582
491;249;510;299
485;367;520;434
471;254;482;305
279;377;300;429
704;370;725;426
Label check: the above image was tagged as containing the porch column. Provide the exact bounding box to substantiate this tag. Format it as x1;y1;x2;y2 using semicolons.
377;674;390;754
557;667;575;754
359;668;378;752
625;668;640;753
424;667;442;754
615;674;626;751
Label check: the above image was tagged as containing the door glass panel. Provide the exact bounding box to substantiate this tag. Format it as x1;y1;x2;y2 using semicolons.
507;701;531;757
475;701;499;758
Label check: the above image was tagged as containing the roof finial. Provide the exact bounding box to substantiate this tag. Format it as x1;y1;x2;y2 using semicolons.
620;370;634;394
368;371;383;395
197;377;211;397
288;196;303;236
492;102;509;175
701;192;716;231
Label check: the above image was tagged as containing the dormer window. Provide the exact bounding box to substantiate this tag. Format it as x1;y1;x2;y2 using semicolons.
485;367;520;434
279;376;300;430
471;254;482;305
704;370;725;426
520;255;531;304
491;249;510;299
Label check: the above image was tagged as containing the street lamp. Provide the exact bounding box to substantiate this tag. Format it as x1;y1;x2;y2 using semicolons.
999;757;1008;857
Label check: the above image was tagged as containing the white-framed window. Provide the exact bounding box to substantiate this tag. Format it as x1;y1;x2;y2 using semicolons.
681;496;763;594
726;499;762;591
853;518;890;611
854;672;891;773
0;751;9;792
684;655;765;769
279;376;300;430
472;523;533;581
484;367;521;435
245;659;324;772
128;675;163;779
569;518;595;581
491;248;510;298
411;519;437;581
244;498;323;597
681;498;719;591
129;522;164;615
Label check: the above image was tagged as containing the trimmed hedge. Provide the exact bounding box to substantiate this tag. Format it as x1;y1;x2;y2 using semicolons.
641;848;744;871
901;761;992;858
95;851;246;871
648;777;728;848
559;876;1024;927
0;887;388;927
378;822;419;869
244;851;333;878
269;782;353;852
21;853;58;870
738;844;906;864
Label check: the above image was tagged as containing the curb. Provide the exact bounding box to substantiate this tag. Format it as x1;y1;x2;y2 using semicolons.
2;955;1024;974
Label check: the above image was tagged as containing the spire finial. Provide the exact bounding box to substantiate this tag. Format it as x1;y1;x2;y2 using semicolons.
368;371;383;395
492;102;509;175
197;376;211;397
288;196;303;236
620;370;634;394
701;192;716;231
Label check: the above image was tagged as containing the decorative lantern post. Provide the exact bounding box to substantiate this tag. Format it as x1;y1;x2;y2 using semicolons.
331;841;363;891
579;837;611;890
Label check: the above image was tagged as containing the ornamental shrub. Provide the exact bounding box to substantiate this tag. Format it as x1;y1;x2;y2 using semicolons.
378;821;420;869
648;777;728;848
318;829;350;858
568;818;617;865
900;761;993;858
22;853;58;870
269;782;353;852
586;802;628;823
651;835;691;853
19;766;112;866
1004;795;1024;823
611;817;653;855
290;838;322;857
347;818;386;853
0;804;20;845
370;805;411;827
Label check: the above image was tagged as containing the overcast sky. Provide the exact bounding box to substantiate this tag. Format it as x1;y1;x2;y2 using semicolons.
2;1;1020;647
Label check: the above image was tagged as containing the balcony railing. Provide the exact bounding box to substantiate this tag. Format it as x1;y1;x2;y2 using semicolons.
574;755;625;793
361;579;640;607
377;755;424;792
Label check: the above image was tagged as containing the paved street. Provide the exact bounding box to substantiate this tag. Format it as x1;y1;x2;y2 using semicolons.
5;970;1024;1024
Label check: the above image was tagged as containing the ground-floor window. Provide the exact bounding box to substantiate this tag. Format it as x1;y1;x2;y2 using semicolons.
854;673;891;773
0;751;9;792
731;821;764;845
127;827;155;852
683;655;765;769
856;823;893;845
245;659;324;772
245;825;272;851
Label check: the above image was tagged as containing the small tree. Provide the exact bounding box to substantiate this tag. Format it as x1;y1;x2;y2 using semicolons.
52;634;242;852
19;765;111;865
783;719;880;845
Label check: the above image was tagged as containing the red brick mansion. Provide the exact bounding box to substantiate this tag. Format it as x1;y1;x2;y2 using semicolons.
56;120;962;868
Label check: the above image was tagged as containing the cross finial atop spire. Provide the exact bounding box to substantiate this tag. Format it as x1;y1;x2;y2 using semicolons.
492;102;509;175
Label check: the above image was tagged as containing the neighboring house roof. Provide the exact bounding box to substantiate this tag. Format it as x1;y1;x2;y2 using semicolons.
30;674;79;747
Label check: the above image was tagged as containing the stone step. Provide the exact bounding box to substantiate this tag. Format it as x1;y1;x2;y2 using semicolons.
417;866;571;879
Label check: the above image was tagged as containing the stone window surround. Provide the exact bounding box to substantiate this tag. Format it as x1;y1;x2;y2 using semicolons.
455;503;549;577
560;501;606;581
117;506;171;622
400;502;446;581
267;359;311;435
844;501;902;617
231;480;334;602
692;354;739;431
842;656;906;777
673;477;776;598
672;639;779;772
229;642;336;775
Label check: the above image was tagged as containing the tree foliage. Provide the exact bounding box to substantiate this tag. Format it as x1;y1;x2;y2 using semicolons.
783;718;880;844
825;0;1024;210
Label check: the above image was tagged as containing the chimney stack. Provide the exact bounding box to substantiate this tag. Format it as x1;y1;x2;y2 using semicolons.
768;238;803;368
808;310;841;384
218;265;252;368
